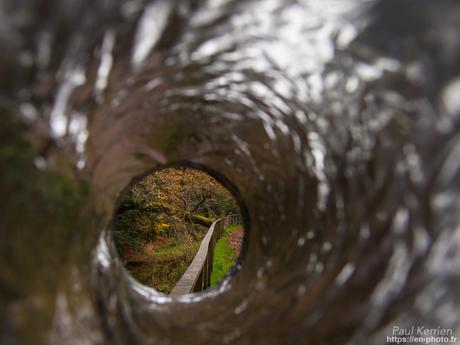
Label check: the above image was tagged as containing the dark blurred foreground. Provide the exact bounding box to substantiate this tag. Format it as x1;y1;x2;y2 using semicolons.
1;0;460;344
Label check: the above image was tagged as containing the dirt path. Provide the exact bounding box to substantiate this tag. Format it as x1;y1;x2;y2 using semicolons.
227;226;243;254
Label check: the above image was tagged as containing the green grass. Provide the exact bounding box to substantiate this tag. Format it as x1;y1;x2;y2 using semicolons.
154;244;186;257
125;224;241;293
126;241;200;294
210;224;241;286
127;259;189;294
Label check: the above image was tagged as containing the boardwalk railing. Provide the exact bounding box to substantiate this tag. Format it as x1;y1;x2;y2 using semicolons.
224;214;242;227
170;218;225;295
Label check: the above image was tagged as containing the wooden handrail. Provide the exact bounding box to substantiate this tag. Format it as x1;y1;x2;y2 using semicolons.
224;214;242;227
170;218;225;295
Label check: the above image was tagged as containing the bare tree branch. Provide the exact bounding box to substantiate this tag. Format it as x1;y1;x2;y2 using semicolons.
192;196;207;213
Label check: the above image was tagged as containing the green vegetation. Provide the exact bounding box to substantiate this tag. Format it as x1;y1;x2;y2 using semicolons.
190;214;213;227
114;168;239;252
154;244;186;257
210;224;241;286
127;241;201;294
113;167;240;293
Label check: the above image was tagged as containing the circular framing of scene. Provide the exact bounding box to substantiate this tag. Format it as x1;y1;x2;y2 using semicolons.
111;163;248;295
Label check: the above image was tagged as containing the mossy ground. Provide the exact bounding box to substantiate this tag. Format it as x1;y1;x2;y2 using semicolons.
210;224;242;286
125;239;202;294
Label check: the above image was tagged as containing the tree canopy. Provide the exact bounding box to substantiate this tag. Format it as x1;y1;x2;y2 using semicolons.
113;167;239;250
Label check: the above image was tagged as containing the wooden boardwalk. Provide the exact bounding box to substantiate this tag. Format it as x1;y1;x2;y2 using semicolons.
170;218;225;295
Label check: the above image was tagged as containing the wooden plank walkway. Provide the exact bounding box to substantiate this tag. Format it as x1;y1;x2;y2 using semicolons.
170;218;224;295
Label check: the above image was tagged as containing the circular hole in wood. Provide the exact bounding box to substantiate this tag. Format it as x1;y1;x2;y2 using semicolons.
112;163;247;295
